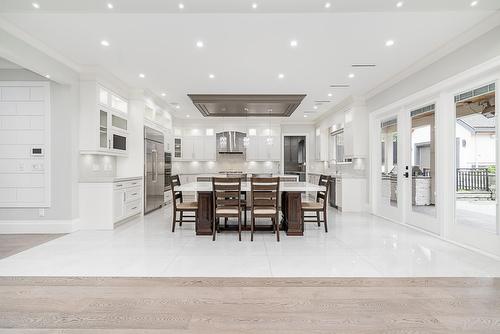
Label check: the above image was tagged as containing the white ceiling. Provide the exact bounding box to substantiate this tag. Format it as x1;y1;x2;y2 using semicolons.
0;1;498;120
2;0;500;13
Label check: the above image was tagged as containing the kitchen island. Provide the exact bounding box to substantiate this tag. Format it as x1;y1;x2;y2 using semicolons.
175;181;326;236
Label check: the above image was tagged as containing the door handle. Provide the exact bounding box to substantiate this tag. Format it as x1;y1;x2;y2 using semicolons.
404;172;409;178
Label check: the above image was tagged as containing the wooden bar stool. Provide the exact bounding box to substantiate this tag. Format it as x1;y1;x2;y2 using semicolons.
250;177;280;242
170;175;198;232
212;177;243;241
301;175;331;232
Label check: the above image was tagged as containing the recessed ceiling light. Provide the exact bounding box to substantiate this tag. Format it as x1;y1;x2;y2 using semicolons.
304;115;308;118
470;1;478;7
186;114;190;118
32;2;40;9
396;1;404;8
175;105;180;109
290;40;298;47
161;93;166;97
313;105;318;110
385;39;395;47
139;73;145;78
44;74;50;79
178;3;184;9
100;40;110;47
278;73;285;79
252;3;258;9
196;40;204;48
209;74;215;79
107;3;114;9
324;2;331;9
328;93;333;97
348;73;355;79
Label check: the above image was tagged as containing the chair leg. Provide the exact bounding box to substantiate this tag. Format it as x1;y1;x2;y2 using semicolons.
275;214;280;242
171;210;176;232
316;211;320;227
323;209;328;233
212;215;217;241
238;214;242;242
272;217;276;234
251;215;255;242
244;206;247;228
180;211;183;227
224;217;228;228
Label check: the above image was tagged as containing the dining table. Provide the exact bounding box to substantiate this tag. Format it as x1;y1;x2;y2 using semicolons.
175;181;326;236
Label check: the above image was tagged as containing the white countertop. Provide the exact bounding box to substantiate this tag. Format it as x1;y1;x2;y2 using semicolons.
79;176;142;183
176;181;325;192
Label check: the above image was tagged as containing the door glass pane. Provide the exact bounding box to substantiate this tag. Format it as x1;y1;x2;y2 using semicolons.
112;114;127;131
381;117;398;207
99;110;107;148
455;88;496;233
411;106;436;216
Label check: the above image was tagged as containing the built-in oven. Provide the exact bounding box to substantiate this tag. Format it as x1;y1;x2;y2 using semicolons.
164;152;172;192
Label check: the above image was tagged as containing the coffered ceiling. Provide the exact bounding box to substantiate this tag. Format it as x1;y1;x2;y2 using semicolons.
188;94;306;117
0;1;499;120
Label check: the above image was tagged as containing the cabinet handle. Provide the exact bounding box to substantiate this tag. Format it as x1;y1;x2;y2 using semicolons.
116;184;123;187
132;193;138;196
131;207;138;210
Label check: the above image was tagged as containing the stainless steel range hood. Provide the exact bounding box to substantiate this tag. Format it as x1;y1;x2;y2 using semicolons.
216;131;246;156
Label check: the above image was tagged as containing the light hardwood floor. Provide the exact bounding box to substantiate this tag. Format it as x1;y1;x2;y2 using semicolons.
0;277;499;333
0;234;65;260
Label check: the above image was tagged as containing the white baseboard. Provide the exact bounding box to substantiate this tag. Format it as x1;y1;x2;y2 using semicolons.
0;218;80;234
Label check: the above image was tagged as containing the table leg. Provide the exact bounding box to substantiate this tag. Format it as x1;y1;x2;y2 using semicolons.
196;191;213;236
282;191;303;236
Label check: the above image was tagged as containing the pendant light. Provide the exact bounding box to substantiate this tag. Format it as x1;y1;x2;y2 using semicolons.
266;108;273;145
243;107;250;147
219;116;227;149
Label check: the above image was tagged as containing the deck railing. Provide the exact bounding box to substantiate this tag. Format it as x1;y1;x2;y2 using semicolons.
456;168;489;192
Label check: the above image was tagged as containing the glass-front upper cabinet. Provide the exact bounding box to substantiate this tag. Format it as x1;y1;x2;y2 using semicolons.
99;110;108;149
98;86;128;114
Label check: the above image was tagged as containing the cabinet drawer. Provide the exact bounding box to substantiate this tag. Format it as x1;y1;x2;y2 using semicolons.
114;179;141;190
125;186;141;203
125;199;141;217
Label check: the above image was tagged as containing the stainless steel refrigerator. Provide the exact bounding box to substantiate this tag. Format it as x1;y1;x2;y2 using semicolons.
144;127;165;214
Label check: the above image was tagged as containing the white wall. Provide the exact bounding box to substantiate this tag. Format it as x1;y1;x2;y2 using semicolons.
0;69;79;225
0;25;80;232
367;25;500;111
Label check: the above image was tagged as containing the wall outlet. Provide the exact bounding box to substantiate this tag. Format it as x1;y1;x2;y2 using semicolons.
38;208;45;217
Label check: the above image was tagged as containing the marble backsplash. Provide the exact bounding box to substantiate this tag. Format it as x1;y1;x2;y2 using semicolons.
172;157;280;175
309;158;367;178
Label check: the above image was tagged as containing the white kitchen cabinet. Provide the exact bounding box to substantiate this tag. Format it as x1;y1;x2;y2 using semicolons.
180;136;216;161
80;82;129;156
343;105;368;158
246;135;280;161
246;136;260;160
113;181;141;222
79;177;142;230
314;128;328;161
182;136;195;160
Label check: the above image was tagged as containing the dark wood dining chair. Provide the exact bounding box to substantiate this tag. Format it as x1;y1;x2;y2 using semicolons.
301;174;331;232
212;177;243;241
170;175;197;232
250;177;280;242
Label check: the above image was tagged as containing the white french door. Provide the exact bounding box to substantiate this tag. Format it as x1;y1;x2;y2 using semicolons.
374;104;439;234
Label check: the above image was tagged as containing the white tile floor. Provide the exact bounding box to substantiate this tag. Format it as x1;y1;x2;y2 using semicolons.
0;206;499;277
